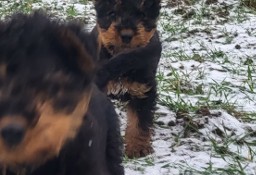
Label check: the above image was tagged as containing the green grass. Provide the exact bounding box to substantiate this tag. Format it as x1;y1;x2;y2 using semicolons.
0;0;34;16
241;0;256;10
66;5;78;17
79;0;89;4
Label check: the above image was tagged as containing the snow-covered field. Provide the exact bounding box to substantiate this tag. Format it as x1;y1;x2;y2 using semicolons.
0;0;256;174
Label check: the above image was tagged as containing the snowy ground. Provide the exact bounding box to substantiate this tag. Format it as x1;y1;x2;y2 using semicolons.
0;0;256;174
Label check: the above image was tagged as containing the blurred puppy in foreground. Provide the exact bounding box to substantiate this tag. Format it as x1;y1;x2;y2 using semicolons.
0;11;124;175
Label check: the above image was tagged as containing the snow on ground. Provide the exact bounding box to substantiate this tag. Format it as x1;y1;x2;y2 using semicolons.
0;0;256;174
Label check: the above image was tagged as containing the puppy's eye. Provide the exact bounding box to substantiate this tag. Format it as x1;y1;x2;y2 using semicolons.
108;11;116;19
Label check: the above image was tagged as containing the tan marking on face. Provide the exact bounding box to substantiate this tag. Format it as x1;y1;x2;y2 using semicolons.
0;117;28;130
0;89;92;168
97;23;120;55
97;23;156;55
120;29;134;37
131;23;156;48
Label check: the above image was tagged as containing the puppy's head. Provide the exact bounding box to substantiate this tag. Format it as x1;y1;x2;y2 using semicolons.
0;11;94;170
94;0;161;54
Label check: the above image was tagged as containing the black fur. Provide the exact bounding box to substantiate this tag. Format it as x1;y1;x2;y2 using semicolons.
96;30;161;129
92;0;162;158
29;88;124;175
0;11;124;175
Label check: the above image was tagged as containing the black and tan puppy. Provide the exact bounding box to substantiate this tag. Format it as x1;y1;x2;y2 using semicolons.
0;12;124;175
92;0;162;158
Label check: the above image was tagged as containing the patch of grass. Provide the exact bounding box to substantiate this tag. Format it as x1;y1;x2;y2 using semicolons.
195;79;247;118
0;0;35;16
242;112;256;121
208;132;255;175
162;50;191;61
161;21;188;36
209;80;233;98
197;41;229;62
163;50;205;63
160;11;189;36
159;95;199;115
79;0;89;4
245;64;255;93
123;156;155;173
190;0;217;24
220;27;236;44
241;0;256;11
209;49;227;61
66;5;78;17
201;100;241;118
157;68;204;96
233;5;250;22
191;53;205;63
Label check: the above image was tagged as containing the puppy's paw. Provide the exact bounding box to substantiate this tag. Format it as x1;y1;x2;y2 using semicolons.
125;129;153;158
125;139;153;158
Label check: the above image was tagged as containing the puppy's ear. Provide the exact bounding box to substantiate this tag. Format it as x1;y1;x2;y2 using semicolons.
57;28;95;80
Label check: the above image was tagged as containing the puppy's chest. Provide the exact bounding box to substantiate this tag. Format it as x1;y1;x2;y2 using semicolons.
106;78;151;99
99;46;151;98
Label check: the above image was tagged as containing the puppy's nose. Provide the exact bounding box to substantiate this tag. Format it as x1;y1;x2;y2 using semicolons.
121;34;133;44
120;29;134;44
1;124;25;147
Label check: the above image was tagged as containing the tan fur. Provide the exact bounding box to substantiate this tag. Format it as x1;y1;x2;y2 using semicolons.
132;24;156;48
125;107;152;158
0;90;92;169
106;79;151;98
120;29;134;37
98;23;156;55
0;64;6;77
97;23;120;55
0;117;28;130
